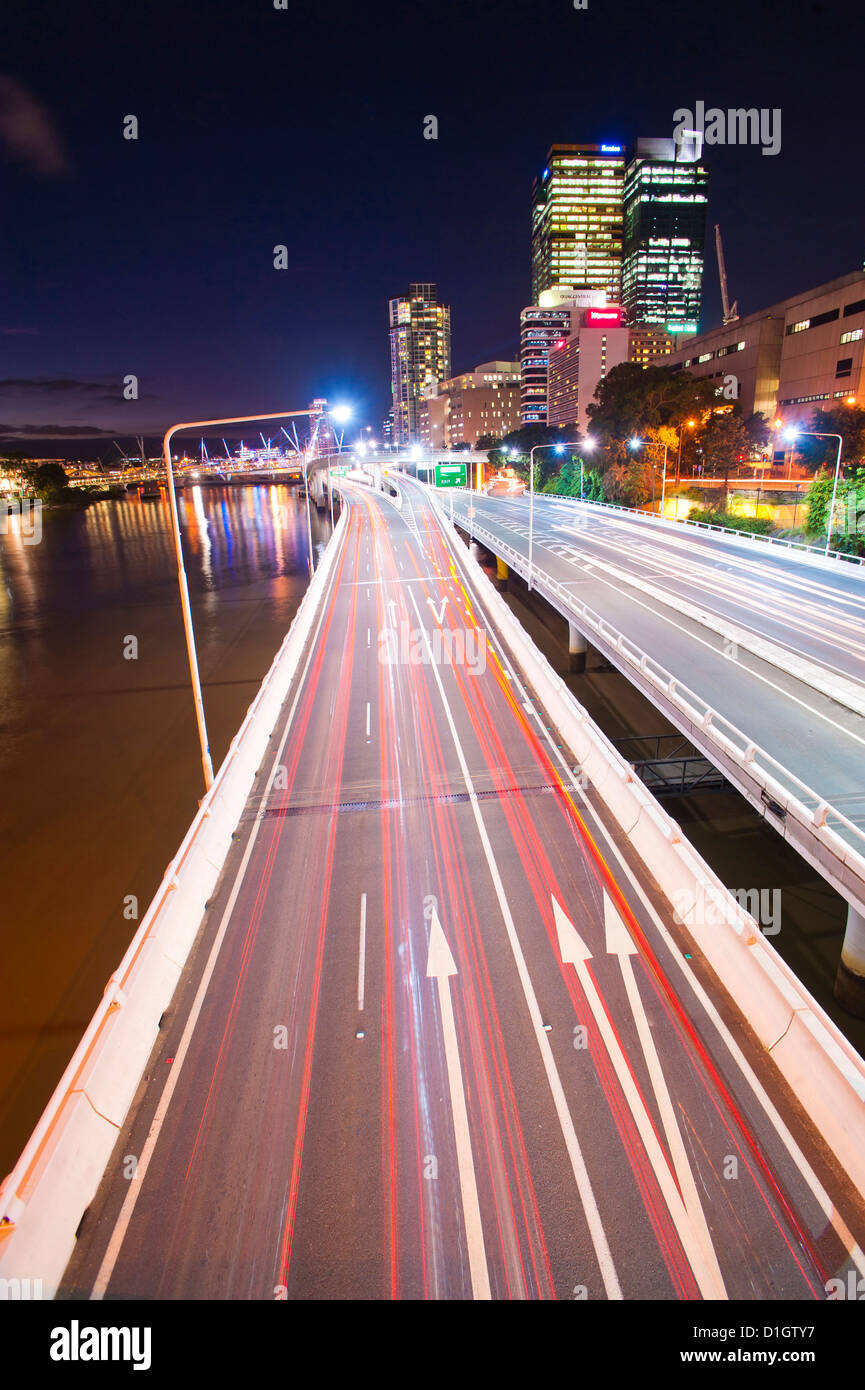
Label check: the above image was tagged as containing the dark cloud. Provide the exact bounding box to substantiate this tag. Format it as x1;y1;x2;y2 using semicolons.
0;379;111;394
0;327;39;336
0;75;67;176
0;423;116;437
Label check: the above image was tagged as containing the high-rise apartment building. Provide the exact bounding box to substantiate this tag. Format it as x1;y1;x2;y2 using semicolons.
388;283;452;445
520;287;606;425
621;136;708;335
531;145;625;305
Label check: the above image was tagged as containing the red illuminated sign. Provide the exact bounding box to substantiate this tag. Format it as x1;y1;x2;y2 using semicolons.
585;308;623;326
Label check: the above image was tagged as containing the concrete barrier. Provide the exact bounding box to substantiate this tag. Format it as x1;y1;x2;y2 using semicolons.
0;510;350;1297
426;486;865;1198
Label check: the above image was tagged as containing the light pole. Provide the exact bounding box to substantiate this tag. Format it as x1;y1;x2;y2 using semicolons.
676;418;696;485
162;403;348;793
785;428;844;556
528;441;581;590
630;437;669;514
579;436;597;499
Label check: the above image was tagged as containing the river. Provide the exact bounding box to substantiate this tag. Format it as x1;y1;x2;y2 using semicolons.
0;484;332;1174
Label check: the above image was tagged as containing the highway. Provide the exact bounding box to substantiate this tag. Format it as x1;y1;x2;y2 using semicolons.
445;489;865;895
59;478;865;1300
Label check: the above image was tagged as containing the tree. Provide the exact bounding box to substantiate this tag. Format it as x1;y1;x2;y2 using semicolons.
475;435;501;452
700;410;748;507
743;411;770;456
32;462;70;501
601;443;655;507
805;403;865;466
586;363;717;442
805;470;833;534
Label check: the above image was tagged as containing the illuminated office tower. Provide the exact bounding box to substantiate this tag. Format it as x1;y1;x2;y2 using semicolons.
388;283;452;445
621;136;708;335
531;145;625;304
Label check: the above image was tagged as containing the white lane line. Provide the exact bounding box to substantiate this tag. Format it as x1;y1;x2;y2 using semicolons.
426;909;491;1299
407;587;622;1299
443;528;865;1277
554;897;726;1300
513;527;865;754
367;628;371;648
90;533;347;1299
357;894;367;1011
365;702;371;737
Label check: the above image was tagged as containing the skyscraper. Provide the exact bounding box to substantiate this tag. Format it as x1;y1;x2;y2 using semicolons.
520;287;606;425
621;136;709;335
388;283;452;446
531;145;625;305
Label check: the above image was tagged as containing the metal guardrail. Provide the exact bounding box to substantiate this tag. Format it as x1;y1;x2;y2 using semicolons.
443;486;865;567
458;512;865;874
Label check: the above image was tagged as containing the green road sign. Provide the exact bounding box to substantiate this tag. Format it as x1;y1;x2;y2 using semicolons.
331;466;348;476
434;462;466;488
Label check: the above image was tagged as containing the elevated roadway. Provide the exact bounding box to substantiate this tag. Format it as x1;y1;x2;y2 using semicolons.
443;488;865;1007
52;479;865;1300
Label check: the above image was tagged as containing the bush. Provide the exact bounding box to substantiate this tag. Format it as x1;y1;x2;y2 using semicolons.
687;506;773;535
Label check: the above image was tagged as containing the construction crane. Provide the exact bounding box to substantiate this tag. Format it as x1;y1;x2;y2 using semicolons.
714;224;739;324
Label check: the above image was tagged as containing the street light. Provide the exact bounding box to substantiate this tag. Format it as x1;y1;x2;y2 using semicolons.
326;405;352;523
528;440;581;590
629;437;669;514
785;427;844;555
579;435;597;500
162;404;330;793
676;418;696;485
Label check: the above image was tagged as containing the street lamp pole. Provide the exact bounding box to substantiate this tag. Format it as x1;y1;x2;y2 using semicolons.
785;429;844;556
162;404;334;793
528;441;581;591
630;438;668;515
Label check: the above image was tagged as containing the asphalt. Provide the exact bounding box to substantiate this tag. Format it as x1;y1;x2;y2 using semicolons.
446;491;865;841
59;479;865;1300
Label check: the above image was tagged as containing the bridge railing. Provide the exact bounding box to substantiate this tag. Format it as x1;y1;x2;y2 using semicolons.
456;513;865;883
442;486;865;568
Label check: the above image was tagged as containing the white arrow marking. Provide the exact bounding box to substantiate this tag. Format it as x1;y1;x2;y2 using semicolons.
410;586;620;1299
602;892;726;1298
426;908;491;1300
553;895;727;1300
426;595;449;624
387;599;398;628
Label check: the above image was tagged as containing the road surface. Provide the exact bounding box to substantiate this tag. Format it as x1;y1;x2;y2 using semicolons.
60;479;865;1300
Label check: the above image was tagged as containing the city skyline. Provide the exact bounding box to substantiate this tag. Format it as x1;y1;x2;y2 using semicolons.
1;0;863;450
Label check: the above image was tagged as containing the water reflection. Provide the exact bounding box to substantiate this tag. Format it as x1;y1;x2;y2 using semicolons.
0;484;330;1172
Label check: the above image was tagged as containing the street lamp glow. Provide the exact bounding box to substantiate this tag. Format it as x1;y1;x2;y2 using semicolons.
582;437;596;452
330;404;352;423
629;437;641;450
784;429;798;444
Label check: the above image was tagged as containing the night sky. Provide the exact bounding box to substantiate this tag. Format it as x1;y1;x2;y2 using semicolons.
1;0;861;456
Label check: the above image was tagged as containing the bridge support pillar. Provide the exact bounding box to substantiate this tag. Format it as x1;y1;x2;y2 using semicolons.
495;557;508;591
469;541;481;563
834;905;865;1017
568;623;587;674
